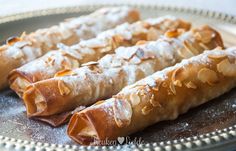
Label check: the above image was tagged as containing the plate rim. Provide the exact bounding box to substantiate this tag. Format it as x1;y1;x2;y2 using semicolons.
0;3;236;151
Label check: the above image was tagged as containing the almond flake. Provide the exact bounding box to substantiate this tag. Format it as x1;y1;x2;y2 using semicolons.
183;40;199;55
54;69;75;77
81;61;99;66
58;80;71;96
141;105;153;115
197;68;219;85
129;93;140;106
199;42;209;50
149;94;161;107
164;29;179;38
136;40;147;46
147;27;159;41
12;49;24;59
217;59;236;77
6;36;21;46
185;81;197;89
208;53;227;60
113;99;132;128
169;83;176;95
173;80;182;87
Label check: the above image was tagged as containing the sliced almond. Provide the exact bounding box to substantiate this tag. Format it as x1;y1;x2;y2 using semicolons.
93;100;105;106
58;80;71;96
171;68;183;86
54;69;75;77
142;22;151;28
12;49;24;59
113;99;132;128
7;36;21;46
199;42;209;50
147;27;159;41
129;93;140;106
141;105;153;115
178;46;194;59
81;61;99;67
149;94;161;107
162;82;167;88
136;40;147;46
173;80;182;87
194;30;214;43
208;53;227;60
183;40;199;55
217;59;236;77
164;29;179;38
185;81;197;89
112;35;124;48
169;82;176;95
197;68;219;85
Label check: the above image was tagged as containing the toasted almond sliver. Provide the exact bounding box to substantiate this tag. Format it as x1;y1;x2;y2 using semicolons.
208;53;227;60
169;83;176;95
217;59;236;77
199;42;209;50
164;29;179;38
136;40;147;46
183;40;199;55
147;27;159;41
81;61;99;67
12;49;24;59
178;46;194;59
112;35;124;46
58;80;71;96
149;94;161;107
194;30;214;43
7;36;21;46
185;81;197;89
173;80;182;87
113;99;132;128
172;68;183;83
129;93;140;106
141;105;153;115
197;68;219;85
54;69;75;77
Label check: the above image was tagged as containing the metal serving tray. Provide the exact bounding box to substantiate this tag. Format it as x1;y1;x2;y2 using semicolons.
0;4;236;151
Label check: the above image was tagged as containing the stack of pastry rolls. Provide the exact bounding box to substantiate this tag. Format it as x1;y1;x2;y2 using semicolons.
67;47;236;145
22;25;223;126
0;6;140;89
9;16;191;97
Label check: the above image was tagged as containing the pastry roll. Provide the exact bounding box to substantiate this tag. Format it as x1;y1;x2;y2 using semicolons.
67;47;236;145
9;16;191;97
22;25;223;118
0;6;139;90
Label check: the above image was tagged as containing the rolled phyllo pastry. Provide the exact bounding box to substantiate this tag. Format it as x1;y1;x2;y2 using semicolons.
67;47;236;145
22;25;223;119
9;16;191;97
0;6;140;90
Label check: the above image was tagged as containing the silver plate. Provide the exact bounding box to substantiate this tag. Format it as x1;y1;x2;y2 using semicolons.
0;4;236;151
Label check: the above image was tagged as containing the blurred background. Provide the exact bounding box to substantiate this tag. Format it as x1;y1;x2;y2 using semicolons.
0;0;235;17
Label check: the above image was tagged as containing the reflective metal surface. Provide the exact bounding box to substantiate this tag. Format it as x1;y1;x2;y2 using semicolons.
0;4;236;151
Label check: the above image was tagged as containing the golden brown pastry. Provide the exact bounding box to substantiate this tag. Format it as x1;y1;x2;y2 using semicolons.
22;25;223;120
0;6;140;90
67;47;236;145
9;16;191;97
